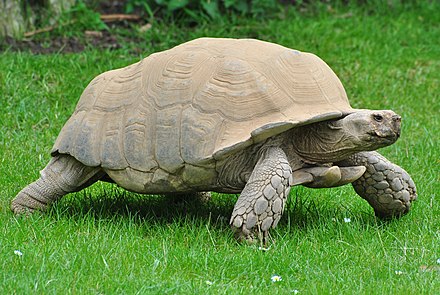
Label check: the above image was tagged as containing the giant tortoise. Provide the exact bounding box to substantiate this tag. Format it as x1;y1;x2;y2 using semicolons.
12;38;417;242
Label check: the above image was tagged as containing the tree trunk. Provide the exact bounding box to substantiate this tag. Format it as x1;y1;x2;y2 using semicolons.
46;0;76;19
0;0;75;39
0;0;25;38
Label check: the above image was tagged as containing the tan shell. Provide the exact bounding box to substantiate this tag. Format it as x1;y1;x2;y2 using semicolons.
52;38;354;172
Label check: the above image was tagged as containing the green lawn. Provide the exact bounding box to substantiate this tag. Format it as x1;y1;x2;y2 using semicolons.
1;3;439;294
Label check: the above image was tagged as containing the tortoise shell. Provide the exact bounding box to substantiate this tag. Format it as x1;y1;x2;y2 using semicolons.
52;38;354;173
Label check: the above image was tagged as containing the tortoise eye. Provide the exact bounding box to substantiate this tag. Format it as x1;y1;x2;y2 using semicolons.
373;114;383;122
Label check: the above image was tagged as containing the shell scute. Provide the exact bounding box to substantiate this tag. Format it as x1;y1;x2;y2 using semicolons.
193;57;284;122
180;106;223;164
155;106;184;173
101;109;127;169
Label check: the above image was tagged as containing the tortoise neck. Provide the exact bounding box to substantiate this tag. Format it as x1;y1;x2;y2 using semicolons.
289;122;361;163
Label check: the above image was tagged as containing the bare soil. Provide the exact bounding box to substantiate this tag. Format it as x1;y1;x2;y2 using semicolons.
0;1;141;54
1;30;123;54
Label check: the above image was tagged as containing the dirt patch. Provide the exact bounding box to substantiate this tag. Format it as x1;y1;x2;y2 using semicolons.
1;30;123;54
1;0;144;54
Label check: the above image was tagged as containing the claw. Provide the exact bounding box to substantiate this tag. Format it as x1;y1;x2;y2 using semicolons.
292;165;366;188
292;166;341;187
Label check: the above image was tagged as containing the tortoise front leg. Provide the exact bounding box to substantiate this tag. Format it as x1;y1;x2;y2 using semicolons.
230;147;292;243
11;155;103;214
337;151;417;219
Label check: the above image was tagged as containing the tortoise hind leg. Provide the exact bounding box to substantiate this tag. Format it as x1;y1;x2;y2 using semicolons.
11;155;103;214
337;151;417;219
165;192;211;204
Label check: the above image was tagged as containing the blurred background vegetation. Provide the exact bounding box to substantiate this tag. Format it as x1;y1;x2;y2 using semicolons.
0;0;429;40
1;0;435;55
2;0;293;39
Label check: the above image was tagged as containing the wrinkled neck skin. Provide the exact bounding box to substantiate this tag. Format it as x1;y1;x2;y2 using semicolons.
286;121;367;164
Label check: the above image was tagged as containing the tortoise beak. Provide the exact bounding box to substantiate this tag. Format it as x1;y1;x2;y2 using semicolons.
374;131;399;142
392;115;401;138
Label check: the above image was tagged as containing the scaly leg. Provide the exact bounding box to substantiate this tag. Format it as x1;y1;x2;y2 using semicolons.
11;155;103;214
230;147;292;243
337;151;417;219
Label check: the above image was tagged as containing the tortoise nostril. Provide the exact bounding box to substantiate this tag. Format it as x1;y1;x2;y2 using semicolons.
392;115;401;122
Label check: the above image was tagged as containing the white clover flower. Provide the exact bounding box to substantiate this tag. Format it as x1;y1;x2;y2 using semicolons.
205;280;213;286
271;275;282;282
343;217;351;223
292;290;299;294
436;258;440;264
395;270;403;275
14;250;23;256
258;246;270;251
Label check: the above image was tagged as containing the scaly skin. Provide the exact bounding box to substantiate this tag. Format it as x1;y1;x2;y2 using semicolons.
230;147;292;243
337;151;417;219
11;155;101;214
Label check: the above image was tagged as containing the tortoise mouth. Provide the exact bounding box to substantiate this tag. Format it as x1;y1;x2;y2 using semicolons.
368;130;399;143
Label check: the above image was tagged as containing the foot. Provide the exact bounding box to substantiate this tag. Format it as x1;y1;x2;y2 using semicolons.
337;151;417;219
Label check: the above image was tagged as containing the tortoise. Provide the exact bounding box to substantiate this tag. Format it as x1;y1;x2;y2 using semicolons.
12;38;417;242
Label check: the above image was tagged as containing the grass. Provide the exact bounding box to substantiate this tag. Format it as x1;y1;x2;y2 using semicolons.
1;2;439;294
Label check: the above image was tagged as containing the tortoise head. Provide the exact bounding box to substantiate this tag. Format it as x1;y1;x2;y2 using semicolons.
290;110;401;163
329;110;401;148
